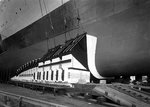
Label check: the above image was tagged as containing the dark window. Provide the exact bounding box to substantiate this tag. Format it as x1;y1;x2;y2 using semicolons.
37;72;39;80
51;71;53;80
56;70;58;81
39;72;41;80
38;72;40;80
33;73;35;80
43;72;45;80
46;71;48;80
62;69;64;81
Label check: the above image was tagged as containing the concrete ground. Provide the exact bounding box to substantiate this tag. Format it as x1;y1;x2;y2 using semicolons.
0;83;107;107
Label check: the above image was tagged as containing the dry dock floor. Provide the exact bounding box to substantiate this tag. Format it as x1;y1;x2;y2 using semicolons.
0;83;108;107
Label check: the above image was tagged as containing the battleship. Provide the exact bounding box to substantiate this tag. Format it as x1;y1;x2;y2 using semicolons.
0;0;150;81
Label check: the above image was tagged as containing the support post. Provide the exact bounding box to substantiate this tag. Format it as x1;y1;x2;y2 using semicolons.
18;97;22;107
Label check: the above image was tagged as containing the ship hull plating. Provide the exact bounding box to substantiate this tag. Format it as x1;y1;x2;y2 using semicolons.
1;0;150;80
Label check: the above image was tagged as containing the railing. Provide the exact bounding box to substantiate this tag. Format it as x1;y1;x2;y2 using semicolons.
0;90;67;107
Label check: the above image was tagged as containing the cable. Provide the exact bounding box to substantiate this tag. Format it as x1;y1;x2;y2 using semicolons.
39;0;43;16
43;0;54;31
45;32;49;50
53;37;56;48
74;0;85;36
43;0;56;47
43;0;47;15
61;0;67;42
43;0;50;50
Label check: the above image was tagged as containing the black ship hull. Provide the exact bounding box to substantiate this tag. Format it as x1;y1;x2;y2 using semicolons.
1;0;150;81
